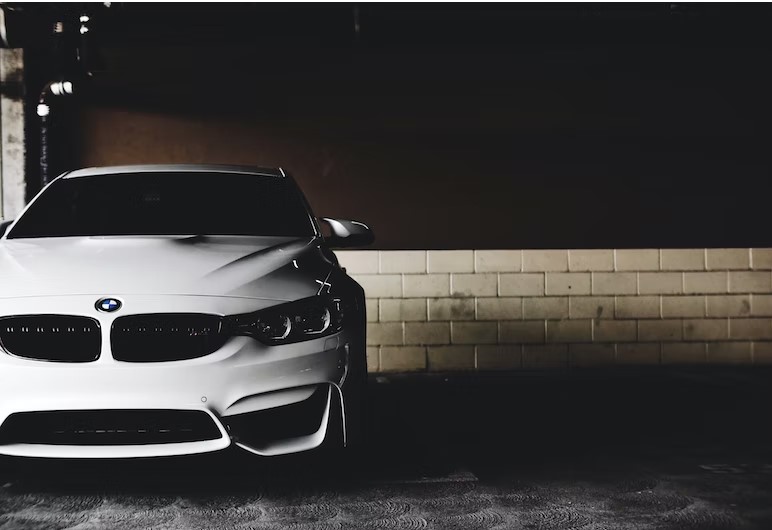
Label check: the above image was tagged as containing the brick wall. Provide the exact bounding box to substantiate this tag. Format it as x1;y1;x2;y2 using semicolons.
336;249;772;372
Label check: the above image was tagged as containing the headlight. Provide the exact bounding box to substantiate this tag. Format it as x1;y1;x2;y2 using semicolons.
226;295;346;345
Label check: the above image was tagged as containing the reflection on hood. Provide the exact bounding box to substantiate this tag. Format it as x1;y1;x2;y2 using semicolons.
0;236;333;301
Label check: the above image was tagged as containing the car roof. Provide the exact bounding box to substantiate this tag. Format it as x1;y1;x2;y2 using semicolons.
62;164;285;179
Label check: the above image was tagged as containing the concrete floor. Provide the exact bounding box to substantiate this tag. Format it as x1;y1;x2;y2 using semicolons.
2;369;772;529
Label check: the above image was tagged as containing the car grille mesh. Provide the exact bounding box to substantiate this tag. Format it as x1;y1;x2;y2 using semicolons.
0;315;101;362
111;313;227;362
0;410;222;445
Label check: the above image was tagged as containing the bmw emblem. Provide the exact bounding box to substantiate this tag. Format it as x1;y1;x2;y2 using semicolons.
96;297;122;313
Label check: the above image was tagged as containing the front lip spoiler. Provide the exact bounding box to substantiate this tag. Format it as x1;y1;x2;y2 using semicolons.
232;383;344;457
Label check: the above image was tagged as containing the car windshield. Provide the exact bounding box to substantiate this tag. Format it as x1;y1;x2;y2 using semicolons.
6;172;317;239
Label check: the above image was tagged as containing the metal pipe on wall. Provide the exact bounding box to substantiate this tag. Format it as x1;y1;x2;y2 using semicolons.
37;79;74;186
38;10;93;187
37;102;49;188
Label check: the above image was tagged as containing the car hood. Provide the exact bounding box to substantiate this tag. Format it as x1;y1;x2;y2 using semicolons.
0;236;334;301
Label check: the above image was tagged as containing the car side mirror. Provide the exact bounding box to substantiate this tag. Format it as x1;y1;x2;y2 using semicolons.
319;217;374;248
0;219;12;238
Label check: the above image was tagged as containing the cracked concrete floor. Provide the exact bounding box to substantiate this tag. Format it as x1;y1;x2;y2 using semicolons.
1;369;772;529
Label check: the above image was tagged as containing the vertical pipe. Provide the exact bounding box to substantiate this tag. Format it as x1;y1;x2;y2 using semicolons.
39;20;64;188
37;11;92;188
78;14;92;77
38;104;50;186
38;82;74;187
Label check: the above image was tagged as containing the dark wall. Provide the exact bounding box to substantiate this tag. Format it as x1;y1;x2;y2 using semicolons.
47;4;772;249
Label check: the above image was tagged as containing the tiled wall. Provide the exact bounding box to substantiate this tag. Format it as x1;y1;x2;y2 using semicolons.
336;249;772;372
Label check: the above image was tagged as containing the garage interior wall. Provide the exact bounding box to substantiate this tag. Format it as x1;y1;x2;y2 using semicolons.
338;249;772;372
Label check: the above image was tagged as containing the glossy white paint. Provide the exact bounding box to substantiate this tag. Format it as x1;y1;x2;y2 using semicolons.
0;166;361;458
234;385;338;457
0;295;352;457
0;236;331;301
222;385;318;417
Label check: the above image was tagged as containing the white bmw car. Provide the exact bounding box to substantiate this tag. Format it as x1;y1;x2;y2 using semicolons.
0;165;372;459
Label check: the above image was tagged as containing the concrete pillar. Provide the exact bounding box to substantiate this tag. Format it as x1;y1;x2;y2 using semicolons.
0;48;25;220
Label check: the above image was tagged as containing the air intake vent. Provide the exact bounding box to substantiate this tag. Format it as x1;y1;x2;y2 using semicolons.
111;314;226;362
226;385;329;447
0;410;222;445
0;315;101;362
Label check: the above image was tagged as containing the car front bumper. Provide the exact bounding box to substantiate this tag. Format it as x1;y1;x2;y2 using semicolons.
0;295;353;458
